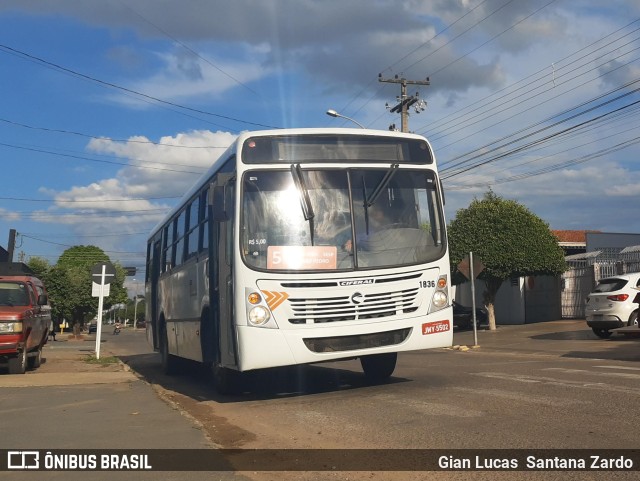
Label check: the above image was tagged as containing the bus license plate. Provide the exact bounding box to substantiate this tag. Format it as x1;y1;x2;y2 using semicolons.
422;320;450;335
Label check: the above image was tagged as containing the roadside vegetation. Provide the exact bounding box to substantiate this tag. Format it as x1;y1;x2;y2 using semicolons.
27;246;129;335
448;191;568;330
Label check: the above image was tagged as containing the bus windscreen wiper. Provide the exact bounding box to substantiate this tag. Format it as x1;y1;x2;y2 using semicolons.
362;163;399;235
366;163;399;208
290;163;315;246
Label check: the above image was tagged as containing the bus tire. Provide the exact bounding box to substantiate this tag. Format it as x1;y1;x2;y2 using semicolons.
360;352;397;381
160;321;179;375
213;365;242;395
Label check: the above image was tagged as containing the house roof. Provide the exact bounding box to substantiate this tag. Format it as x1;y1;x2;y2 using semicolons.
552;230;601;244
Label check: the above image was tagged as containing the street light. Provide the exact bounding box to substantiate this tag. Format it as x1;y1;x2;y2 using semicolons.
326;109;366;129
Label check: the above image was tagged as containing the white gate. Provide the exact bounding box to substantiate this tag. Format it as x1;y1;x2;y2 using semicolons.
561;261;593;318
561;247;640;318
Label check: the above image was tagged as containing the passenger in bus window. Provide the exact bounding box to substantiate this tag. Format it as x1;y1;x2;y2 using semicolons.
344;207;392;254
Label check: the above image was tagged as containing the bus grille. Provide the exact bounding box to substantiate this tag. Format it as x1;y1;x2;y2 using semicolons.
303;328;411;352
288;288;419;325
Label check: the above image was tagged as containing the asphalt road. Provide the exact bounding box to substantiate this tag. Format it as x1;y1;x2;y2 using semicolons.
113;320;640;480
2;320;640;481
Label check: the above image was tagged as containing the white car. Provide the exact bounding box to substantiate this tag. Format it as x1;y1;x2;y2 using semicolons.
585;272;640;338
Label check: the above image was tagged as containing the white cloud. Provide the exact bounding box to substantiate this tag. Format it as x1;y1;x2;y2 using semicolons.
38;130;236;238
0;208;21;222
113;49;269;105
3;0;640;265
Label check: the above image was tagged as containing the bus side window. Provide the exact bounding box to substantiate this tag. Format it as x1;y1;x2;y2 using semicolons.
186;196;200;259
173;212;186;267
162;224;172;272
200;188;208;252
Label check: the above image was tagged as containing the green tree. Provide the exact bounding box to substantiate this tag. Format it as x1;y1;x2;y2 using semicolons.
49;246;128;335
448;191;567;330
27;256;51;280
125;296;146;324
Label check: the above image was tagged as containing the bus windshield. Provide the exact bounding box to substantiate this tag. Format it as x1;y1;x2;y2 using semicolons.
241;168;445;271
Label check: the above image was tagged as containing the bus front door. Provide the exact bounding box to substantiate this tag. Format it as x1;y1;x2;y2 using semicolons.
208;176;238;370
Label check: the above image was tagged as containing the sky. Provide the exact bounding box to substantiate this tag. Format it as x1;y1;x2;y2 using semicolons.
1;0;640;288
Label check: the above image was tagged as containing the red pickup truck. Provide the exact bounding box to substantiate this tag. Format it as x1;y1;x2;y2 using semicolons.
0;263;51;374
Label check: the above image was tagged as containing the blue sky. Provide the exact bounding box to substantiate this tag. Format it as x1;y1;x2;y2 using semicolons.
1;0;640;286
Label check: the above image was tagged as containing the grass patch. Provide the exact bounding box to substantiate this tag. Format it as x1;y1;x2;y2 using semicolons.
84;355;120;365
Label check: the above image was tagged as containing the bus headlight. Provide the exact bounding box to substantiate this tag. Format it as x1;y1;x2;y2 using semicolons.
248;306;270;326
432;290;448;308
428;274;449;313
0;321;23;333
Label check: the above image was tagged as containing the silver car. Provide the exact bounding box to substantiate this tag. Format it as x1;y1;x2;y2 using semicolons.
585;273;640;338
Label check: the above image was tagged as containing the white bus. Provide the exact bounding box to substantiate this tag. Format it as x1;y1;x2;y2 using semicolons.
145;128;453;393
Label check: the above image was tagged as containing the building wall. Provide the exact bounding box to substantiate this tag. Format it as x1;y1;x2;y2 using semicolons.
524;275;562;323
454;275;561;325
586;232;640;259
494;277;525;324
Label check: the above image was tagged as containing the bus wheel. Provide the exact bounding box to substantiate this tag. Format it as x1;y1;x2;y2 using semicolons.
213;365;243;395
360;353;397;381
160;322;179;375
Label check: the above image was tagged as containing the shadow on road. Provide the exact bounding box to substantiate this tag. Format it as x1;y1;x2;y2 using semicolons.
118;351;408;404
528;328;640;363
530;329;598;341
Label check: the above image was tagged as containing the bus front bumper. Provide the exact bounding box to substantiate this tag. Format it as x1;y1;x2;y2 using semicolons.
235;309;453;371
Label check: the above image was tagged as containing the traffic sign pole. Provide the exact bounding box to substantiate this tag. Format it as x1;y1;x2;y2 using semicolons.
91;262;115;359
470;251;478;347
95;265;106;359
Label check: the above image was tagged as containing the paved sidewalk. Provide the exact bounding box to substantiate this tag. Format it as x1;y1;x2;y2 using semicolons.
0;333;249;481
451;318;640;362
0;334;137;387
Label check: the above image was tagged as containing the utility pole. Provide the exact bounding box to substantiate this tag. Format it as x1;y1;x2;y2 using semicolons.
378;74;430;132
7;229;17;263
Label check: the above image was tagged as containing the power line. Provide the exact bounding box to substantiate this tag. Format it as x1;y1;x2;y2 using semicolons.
426;0;558;81
0;43;279;130
348;0;557;130
426;36;640;147
0;117;230;149
20;234;145;254
440;78;640;174
441;92;640;180
20;231;150;238
122;2;261;98
449;136;640;189
451;106;640;182
0;195;179;203
0;141;206;174
417;18;640;136
14;209;169;218
401;0;518;73
336;0;491;121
